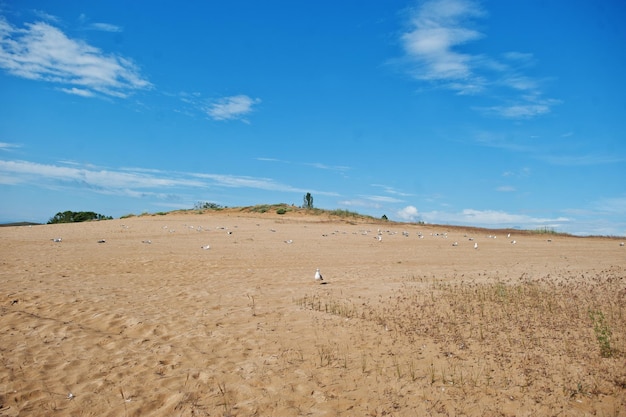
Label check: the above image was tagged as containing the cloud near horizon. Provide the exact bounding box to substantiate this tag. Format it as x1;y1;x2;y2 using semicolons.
421;208;570;229
0;16;151;98
397;205;420;222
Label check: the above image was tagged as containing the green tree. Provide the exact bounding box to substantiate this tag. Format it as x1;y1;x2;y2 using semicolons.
47;211;112;224
303;192;314;209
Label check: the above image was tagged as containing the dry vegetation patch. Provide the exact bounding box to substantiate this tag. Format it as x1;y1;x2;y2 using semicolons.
298;266;626;415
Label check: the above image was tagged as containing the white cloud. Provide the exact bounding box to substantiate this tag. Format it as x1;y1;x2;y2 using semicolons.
305;162;351;172
401;0;485;91
537;153;625;166
370;184;412;197
0;142;20;151
399;0;559;118
496;185;516;192
59;87;94;97
0;159;338;198
89;23;123;33
0;17;151;98
397;205;420;222
360;195;404;204
420;208;570;229
338;199;383;210
480;97;561;119
205;95;260;121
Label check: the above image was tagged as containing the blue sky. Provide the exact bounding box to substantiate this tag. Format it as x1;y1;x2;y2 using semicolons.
1;1;625;235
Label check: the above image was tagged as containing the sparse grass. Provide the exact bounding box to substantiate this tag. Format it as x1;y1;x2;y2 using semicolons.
531;226;561;235
589;309;613;357
296;267;625;403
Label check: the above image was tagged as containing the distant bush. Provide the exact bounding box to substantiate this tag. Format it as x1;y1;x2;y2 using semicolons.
329;209;360;218
48;211;112;224
194;201;224;210
276;207;288;215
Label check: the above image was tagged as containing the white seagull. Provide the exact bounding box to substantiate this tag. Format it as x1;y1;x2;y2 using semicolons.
315;268;323;282
474;242;478;249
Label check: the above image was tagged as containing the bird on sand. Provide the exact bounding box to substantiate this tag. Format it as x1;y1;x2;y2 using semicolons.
315;268;323;282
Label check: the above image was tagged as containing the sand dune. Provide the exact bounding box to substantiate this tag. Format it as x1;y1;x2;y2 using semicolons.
1;210;624;416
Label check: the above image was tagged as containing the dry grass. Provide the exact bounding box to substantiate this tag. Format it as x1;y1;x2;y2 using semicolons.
298;266;626;415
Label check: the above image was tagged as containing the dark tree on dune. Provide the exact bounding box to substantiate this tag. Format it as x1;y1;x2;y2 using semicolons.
303;192;314;209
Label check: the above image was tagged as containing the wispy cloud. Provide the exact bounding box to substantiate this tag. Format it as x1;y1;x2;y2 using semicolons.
478;96;561;119
400;0;559;118
0;16;151;98
371;184;413;197
0;159;337;198
78;13;123;33
0;142;20;151
305;162;351;172
496;185;516;192
537;153;626;166
59;87;95;97
420;208;570;229
205;95;261;122
32;10;60;23
401;0;485;93
88;22;123;33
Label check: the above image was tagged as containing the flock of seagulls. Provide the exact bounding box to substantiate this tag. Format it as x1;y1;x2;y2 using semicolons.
46;221;626;289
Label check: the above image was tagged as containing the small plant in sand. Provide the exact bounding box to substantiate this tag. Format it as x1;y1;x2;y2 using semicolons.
589;309;613;357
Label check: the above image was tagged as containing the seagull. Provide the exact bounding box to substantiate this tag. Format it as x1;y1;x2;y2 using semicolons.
452;242;458;246
315;268;323;282
201;244;211;250
375;235;382;242
620;242;625;247
474;242;478;249
52;238;62;242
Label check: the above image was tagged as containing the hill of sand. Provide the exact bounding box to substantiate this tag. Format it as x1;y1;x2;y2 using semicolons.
1;209;625;416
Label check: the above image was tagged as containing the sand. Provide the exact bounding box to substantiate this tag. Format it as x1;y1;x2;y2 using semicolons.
0;209;624;416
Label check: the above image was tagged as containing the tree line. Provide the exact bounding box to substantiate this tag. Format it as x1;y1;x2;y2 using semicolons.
47;211;112;224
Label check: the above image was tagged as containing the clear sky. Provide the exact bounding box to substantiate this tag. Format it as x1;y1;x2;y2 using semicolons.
1;1;625;235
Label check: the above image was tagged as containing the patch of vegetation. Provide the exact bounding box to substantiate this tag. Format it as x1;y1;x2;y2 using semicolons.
589;310;613;358
532;226;560;235
328;209;362;218
194;201;224;211
47;211;112;224
276;207;288;215
242;203;291;214
120;213;136;219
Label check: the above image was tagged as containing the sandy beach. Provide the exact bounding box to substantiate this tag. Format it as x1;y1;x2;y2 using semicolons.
1;209;624;416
